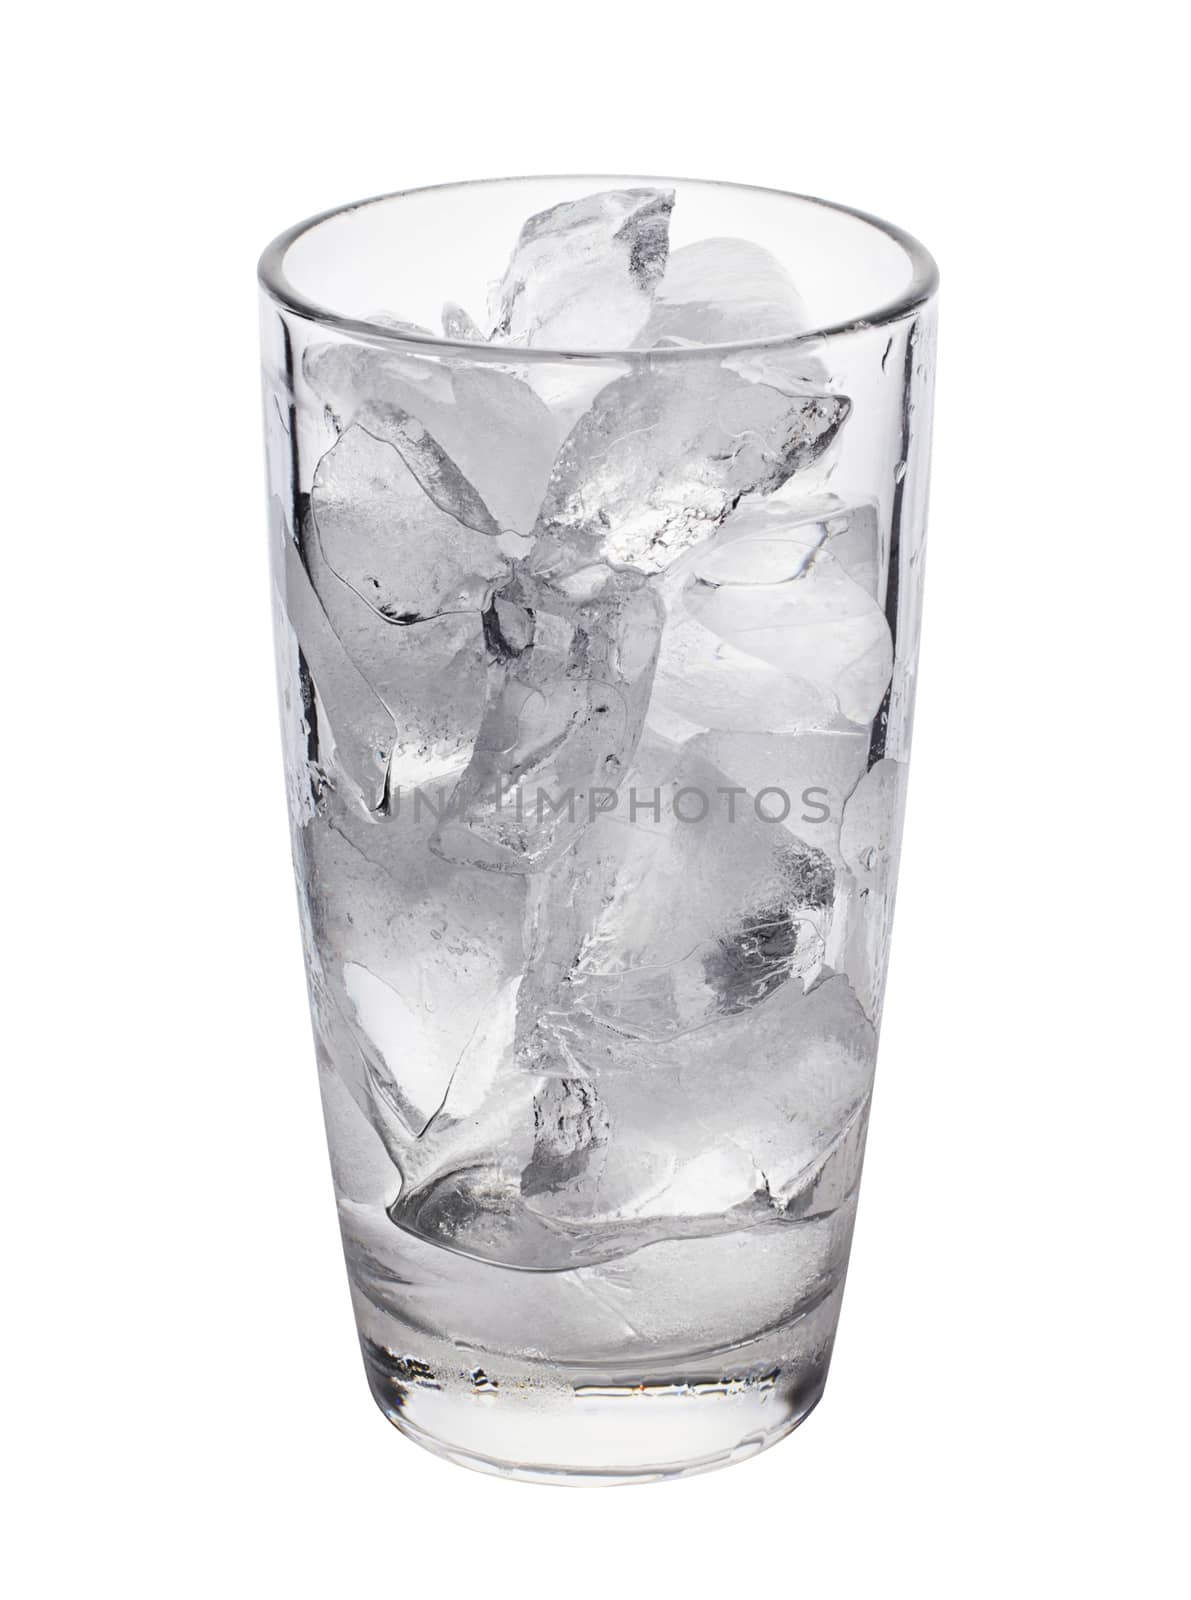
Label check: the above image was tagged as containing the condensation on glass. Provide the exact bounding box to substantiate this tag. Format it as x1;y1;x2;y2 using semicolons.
259;177;938;1484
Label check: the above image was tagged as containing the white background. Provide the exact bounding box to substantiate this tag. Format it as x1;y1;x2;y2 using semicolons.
4;3;1186;1595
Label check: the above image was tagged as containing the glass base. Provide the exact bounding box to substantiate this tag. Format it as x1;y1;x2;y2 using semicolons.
361;1332;831;1486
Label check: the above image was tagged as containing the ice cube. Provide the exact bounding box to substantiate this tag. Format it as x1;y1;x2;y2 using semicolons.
683;729;869;865
297;789;528;1153
278;525;396;812
521;1077;611;1197
822;498;881;598
306;346;502;538
529;364;850;579
435;366;560;535
311;423;508;625
295;429;504;793
441;301;484;341
561;1206;855;1357
480;591;535;658
300;499;491;794
651;609;839;735
515;737;837;1068
539;969;873;1207
306;338;560;537
430;572;663;873
488;187;675;350
381;974;544;1223
304;337;452;423
840;757;907;886
638;237;812;346
676;725;872;981
390;970;875;1270
679;504;893;726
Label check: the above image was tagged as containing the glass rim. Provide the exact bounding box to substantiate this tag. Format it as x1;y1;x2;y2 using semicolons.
257;173;939;364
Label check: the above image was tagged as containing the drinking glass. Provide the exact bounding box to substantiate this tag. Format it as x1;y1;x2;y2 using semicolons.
258;176;938;1483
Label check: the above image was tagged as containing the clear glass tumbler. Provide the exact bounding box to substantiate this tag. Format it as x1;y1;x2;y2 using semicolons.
259;177;938;1484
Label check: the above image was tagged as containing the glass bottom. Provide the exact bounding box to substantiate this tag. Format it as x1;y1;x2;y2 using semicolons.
360;1323;832;1486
